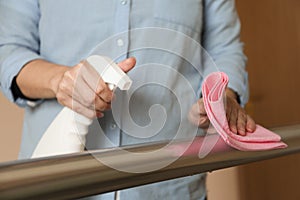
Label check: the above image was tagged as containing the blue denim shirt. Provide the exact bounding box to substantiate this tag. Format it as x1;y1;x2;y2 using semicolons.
0;0;248;199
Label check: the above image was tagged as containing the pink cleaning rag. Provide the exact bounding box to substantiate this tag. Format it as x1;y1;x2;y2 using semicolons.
202;72;287;151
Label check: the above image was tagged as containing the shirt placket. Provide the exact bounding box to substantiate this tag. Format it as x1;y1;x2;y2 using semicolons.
114;0;130;61
109;0;131;147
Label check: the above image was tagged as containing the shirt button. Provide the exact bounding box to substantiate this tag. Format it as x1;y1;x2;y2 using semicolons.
117;39;124;47
120;0;127;5
27;101;38;107
111;123;117;129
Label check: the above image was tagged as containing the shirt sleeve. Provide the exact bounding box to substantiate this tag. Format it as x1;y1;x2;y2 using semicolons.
202;0;249;106
0;0;44;107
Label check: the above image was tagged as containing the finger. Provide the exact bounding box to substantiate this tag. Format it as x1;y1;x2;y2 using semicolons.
118;57;136;73
69;73;109;109
80;61;101;86
188;109;199;126
79;65;113;102
94;95;111;111
198;116;210;129
66;95;106;118
188;100;209;127
197;99;207;115
63;65;113;112
96;111;104;118
70;99;98;119
189;102;202;118
188;109;210;128
78;65;113;103
237;110;247;136
57;80;108;117
229;107;238;134
57;92;97;119
192;116;210;128
72;75;96;105
73;79;111;111
225;99;232;122
246;115;256;133
95;81;113;103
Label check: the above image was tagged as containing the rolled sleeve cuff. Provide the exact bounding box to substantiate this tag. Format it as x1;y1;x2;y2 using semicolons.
227;73;249;107
0;49;43;107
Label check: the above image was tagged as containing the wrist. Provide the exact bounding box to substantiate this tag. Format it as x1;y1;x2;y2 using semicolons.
16;59;69;99
49;66;69;96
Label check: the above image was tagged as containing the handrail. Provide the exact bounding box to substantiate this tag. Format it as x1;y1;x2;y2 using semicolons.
0;125;300;200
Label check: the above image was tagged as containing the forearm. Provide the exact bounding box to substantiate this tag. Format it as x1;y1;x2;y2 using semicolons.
202;0;248;106
16;59;69;99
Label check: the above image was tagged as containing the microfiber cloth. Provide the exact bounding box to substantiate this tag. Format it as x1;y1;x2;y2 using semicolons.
202;72;287;151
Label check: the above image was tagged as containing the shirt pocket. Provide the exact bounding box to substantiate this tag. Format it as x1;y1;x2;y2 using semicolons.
153;0;203;33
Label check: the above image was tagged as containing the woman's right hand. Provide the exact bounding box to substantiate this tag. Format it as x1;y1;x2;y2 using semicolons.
53;57;136;119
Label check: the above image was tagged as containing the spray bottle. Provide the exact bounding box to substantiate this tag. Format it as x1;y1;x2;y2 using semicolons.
32;55;132;158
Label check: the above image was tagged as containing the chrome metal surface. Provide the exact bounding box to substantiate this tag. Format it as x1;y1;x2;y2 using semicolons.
0;125;299;200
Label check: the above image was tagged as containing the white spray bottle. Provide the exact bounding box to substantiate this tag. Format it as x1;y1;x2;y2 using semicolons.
31;55;132;158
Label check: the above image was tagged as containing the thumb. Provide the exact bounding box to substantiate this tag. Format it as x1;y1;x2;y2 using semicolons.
197;98;207;115
118;57;136;73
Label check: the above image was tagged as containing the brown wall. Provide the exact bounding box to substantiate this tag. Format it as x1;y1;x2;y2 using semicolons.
0;93;22;162
237;0;300;127
236;0;300;199
209;0;300;199
207;167;240;200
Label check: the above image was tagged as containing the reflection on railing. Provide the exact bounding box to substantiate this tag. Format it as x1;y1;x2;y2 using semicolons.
0;125;300;200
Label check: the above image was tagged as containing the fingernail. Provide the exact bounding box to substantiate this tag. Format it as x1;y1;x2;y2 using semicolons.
231;127;237;133
239;129;246;136
246;127;254;133
97;113;104;118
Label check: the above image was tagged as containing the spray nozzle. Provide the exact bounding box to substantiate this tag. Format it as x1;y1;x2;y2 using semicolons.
85;55;132;91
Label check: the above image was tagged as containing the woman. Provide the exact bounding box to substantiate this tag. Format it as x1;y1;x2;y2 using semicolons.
0;0;255;199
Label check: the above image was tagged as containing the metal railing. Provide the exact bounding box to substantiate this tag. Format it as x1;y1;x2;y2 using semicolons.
0;125;300;200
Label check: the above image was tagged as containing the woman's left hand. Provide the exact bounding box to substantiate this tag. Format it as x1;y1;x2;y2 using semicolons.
188;88;256;135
